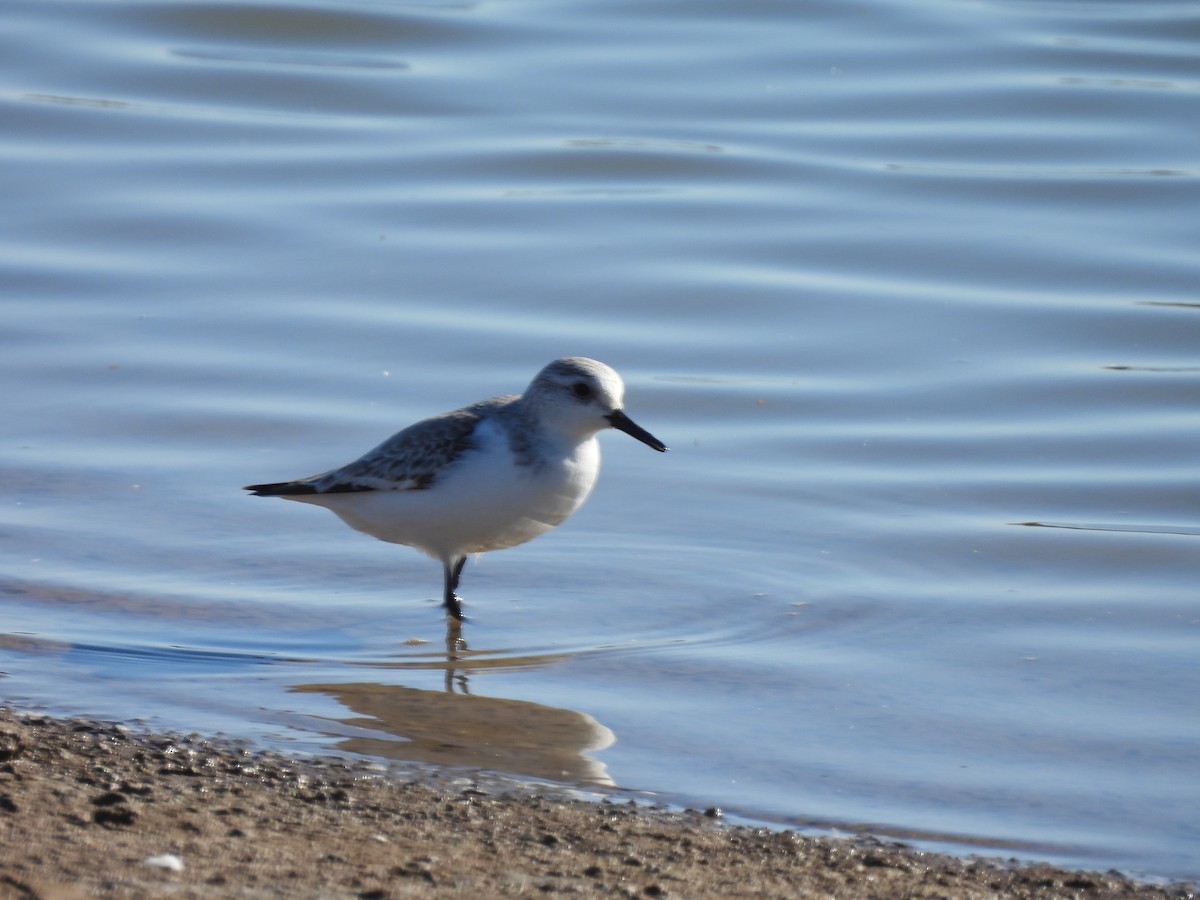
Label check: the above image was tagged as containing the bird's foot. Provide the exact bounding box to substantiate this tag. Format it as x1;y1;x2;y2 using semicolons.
444;593;467;622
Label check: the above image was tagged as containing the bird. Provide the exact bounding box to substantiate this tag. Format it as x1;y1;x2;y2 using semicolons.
244;357;667;621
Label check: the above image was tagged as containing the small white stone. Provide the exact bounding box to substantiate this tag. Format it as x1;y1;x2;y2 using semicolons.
144;853;184;872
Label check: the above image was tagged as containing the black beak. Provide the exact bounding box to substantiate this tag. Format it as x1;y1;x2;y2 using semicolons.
606;409;668;452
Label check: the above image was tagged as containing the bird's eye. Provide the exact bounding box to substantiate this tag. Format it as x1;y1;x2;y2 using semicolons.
571;382;592;399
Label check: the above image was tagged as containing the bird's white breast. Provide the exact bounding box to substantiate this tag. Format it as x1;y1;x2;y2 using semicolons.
290;416;601;561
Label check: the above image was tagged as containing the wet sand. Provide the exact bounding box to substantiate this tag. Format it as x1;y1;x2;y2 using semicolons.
0;708;1191;899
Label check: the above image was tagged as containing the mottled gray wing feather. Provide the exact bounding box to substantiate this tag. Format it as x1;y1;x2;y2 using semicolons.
306;396;515;493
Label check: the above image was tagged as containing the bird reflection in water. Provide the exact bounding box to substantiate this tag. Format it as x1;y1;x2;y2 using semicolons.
292;620;615;785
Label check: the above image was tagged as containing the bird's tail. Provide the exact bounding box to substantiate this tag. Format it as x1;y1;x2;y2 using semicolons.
243;481;319;497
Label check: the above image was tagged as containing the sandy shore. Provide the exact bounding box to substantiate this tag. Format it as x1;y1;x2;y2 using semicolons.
0;708;1191;899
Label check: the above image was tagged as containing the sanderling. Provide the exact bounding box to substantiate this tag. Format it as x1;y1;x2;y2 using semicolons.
245;357;667;621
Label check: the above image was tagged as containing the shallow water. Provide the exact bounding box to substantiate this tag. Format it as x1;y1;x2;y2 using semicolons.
3;0;1199;883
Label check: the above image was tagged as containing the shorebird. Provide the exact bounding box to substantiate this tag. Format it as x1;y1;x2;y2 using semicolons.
245;357;667;620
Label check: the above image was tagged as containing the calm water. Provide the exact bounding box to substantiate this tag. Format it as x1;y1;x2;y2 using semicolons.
3;0;1199;883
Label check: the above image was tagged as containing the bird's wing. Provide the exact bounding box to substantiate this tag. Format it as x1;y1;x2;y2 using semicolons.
245;397;514;496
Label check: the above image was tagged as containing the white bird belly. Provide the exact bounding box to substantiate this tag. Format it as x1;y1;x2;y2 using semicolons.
286;425;601;562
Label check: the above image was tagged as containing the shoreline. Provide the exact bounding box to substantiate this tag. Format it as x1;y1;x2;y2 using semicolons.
0;707;1192;899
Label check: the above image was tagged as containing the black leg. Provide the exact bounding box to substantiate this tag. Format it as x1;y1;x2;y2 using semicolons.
442;556;467;621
